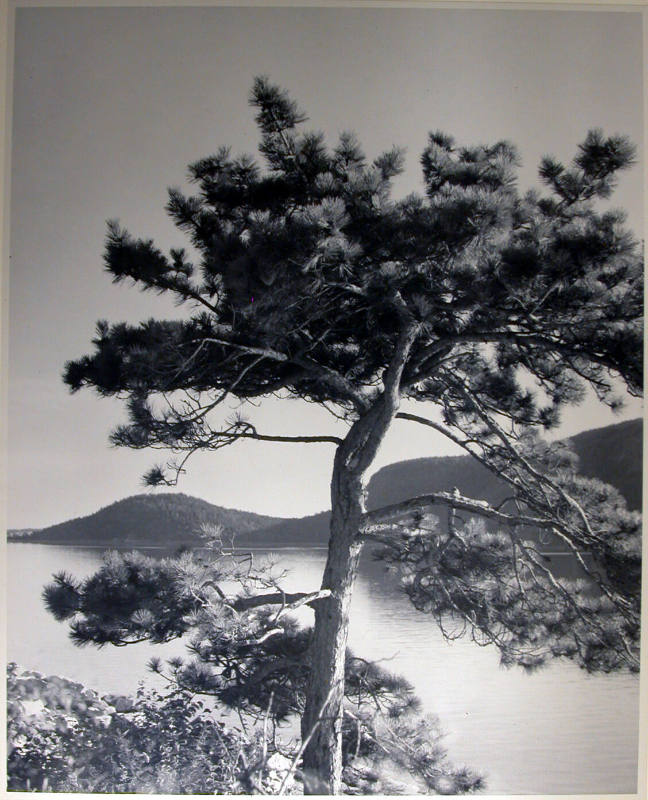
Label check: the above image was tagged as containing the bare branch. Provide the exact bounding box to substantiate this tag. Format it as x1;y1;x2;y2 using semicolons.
201;337;290;362
202;332;371;410
395;411;460;439
232;589;331;613
213;428;343;446
360;490;557;538
450;379;601;547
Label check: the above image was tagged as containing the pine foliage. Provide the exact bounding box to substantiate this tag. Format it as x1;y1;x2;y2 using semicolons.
64;78;641;449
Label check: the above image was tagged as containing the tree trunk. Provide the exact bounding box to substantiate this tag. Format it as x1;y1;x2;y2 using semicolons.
300;324;418;793
300;448;365;794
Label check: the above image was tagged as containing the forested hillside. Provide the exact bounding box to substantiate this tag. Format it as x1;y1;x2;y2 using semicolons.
12;493;284;546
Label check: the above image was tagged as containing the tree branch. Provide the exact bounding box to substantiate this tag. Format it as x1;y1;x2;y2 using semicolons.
200;336;370;411
232;589;331;612
359;490;557;538
450;379;601;546
201;337;290;362
213;429;343;446
403;328;635;391
395;411;459;439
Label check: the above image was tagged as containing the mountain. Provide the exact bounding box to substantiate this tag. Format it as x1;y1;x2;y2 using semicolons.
10;493;285;546
566;419;642;510
368;417;642;513
8;418;641;547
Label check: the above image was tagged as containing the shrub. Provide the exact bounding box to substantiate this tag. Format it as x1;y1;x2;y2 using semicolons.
7;663;267;793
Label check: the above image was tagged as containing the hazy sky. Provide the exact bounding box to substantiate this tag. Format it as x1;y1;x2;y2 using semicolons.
7;5;644;529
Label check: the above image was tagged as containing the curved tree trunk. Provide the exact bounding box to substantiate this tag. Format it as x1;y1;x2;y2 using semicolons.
300;450;365;794
301;324;417;794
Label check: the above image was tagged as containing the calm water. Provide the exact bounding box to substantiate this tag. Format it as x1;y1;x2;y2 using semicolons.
7;542;640;795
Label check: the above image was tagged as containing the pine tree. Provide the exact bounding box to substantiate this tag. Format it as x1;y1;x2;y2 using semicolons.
58;77;642;793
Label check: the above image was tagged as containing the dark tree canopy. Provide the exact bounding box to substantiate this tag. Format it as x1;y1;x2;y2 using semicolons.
58;77;642;792
65;78;641;429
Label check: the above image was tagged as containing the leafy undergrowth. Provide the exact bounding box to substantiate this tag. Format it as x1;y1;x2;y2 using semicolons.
7;663;283;793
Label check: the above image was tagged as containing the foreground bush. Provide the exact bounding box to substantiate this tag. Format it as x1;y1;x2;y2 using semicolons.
7;663;271;793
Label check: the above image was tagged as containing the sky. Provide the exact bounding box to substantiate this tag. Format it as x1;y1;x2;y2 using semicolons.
6;4;644;529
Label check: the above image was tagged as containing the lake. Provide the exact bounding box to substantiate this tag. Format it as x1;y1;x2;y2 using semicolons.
6;542;640;795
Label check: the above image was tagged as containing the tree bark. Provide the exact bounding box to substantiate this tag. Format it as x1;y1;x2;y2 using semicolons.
300;447;366;794
300;324;419;794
